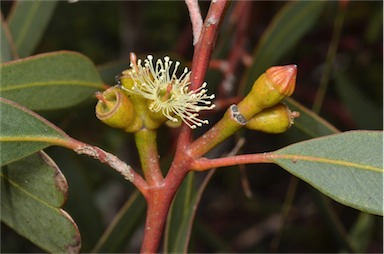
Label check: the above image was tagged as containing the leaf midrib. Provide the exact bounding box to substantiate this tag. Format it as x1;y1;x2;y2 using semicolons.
0;80;103;91
0;172;61;210
272;154;383;173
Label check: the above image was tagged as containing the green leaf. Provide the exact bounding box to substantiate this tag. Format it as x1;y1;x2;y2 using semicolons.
1;151;81;253
0;51;105;111
1;15;16;63
164;170;215;253
164;173;197;253
285;97;339;137
98;59;129;85
48;148;104;252
348;213;376;252
7;1;58;58
243;1;327;94
272;130;383;215
334;72;382;129
92;191;146;253
0;98;70;166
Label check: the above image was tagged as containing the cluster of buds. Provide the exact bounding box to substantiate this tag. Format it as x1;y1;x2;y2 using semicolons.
95;53;299;135
238;65;299;133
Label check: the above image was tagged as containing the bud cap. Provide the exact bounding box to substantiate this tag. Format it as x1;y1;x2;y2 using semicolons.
266;65;297;97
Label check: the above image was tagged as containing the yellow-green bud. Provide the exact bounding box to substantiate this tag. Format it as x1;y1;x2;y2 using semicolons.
237;65;297;120
246;103;300;133
119;69;167;130
120;69;135;91
95;86;142;132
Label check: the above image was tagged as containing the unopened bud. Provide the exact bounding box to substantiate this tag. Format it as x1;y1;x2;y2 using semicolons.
246;103;299;133
237;65;297;120
266;65;296;97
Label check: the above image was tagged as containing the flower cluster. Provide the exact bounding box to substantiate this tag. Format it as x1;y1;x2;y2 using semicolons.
122;55;215;129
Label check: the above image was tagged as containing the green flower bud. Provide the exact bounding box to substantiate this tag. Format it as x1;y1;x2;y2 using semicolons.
120;69;136;91
95;86;142;132
237;65;297;120
246;103;300;133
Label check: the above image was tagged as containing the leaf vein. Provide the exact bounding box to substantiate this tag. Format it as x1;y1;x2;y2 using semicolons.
274;154;383;173
0;80;103;91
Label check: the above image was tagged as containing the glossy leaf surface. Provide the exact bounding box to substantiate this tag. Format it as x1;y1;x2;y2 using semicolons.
0;51;105;111
0;98;70;166
272;130;383;215
1;152;81;253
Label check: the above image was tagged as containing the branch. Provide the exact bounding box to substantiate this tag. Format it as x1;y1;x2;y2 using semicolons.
65;138;148;196
185;0;203;45
191;152;275;171
174;0;228;157
190;0;228;91
134;129;164;186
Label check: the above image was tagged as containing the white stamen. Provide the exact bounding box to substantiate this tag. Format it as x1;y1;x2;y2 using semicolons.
123;55;215;129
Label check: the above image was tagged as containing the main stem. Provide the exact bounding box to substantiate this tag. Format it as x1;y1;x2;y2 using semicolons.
140;188;173;253
140;153;192;253
139;1;228;252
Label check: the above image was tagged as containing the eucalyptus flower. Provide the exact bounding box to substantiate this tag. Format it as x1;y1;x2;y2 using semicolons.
122;55;215;129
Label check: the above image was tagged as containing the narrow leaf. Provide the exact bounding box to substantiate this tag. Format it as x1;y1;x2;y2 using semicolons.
48;148;104;252
334;72;382;129
7;0;58;57
98;60;129;85
243;1;327;94
1;151;81;253
272;131;383;215
348;213;376;252
92;191;146;253
0;51;105;111
0;98;70;166
285;97;339;137
1;14;17;63
164;173;197;253
164;170;216;253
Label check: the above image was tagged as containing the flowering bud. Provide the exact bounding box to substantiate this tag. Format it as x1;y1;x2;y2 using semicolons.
246;103;299;133
237;65;297;120
120;54;215;129
120;69;135;91
95;86;142;132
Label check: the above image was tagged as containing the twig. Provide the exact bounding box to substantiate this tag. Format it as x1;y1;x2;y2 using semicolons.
65;138;148;196
191;152;275;171
190;0;228;91
134;129;164;186
185;0;203;45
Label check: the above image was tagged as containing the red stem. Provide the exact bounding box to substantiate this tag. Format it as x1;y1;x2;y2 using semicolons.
191;153;275;171
174;0;228;158
140;1;228;253
190;0;228;91
140;154;192;253
174;0;228;161
63;138;149;196
140;188;173;253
